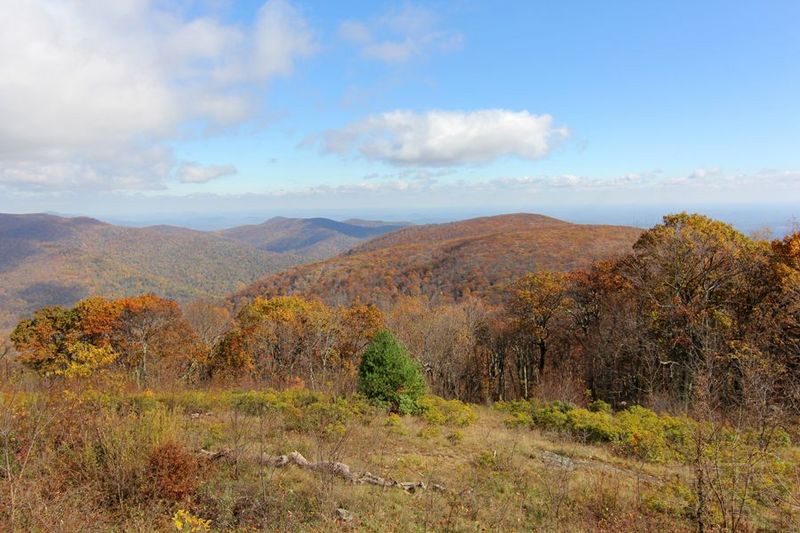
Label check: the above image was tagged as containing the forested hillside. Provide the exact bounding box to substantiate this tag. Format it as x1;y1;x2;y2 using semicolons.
237;214;643;305
220;216;407;260
0;213;300;331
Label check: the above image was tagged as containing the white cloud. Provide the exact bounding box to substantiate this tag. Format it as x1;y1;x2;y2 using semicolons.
0;145;175;191
176;163;237;184
252;0;316;78
0;0;314;191
315;109;569;166
490;171;662;191
339;4;462;63
688;167;722;180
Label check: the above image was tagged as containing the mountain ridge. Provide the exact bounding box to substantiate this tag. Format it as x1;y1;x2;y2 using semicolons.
219;216;408;259
236;213;643;307
0;213;298;331
0;213;412;331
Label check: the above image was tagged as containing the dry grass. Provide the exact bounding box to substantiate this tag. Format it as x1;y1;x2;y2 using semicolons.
0;387;796;532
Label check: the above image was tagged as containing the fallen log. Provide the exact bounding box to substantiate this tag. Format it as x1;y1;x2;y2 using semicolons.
199;448;445;493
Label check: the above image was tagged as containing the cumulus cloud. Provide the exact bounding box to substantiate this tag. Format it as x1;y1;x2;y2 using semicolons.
315;109;569;167
0;0;314;190
339;4;462;63
176;163;237;184
0;145;178;191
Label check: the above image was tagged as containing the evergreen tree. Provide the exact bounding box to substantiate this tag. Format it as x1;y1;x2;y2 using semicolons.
358;329;425;414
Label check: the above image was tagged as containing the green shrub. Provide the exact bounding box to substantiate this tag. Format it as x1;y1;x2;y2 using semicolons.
567;408;620;443
357;330;426;414
531;402;573;430
503;410;534;428
494;398;695;462
588;399;612;414
614;406;693;461
418;396;477;427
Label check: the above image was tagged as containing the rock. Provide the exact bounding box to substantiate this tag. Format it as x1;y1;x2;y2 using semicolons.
541;450;575;470
335;508;354;522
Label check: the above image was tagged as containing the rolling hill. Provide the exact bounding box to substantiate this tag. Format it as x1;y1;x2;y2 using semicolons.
0;213;302;331
219;217;408;260
236;213;643;306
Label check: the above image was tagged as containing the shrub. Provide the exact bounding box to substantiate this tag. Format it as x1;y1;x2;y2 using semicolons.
614;406;694;461
567;409;620;443
385;413;403;427
357;330;425;414
588;399;612;414
494;399;695;462
124;390;160;413
418;396;478;427
503;410;534;428
164;391;216;414
384;413;407;435
285;397;352;436
172;509;211;532
147;441;199;502
228;390;280;415
531;401;574;431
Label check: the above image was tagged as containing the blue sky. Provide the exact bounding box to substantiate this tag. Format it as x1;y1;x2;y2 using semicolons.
1;0;798;224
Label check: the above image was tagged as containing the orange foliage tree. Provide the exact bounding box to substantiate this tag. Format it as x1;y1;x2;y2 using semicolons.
113;295;202;386
11;294;201;383
211;296;383;392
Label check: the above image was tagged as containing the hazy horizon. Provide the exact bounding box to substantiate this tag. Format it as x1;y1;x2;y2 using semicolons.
7;203;795;238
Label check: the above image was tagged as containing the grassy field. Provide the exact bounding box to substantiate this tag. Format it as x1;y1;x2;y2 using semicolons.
2;386;798;532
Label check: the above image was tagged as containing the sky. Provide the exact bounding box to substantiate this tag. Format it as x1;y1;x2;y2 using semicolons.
0;0;799;228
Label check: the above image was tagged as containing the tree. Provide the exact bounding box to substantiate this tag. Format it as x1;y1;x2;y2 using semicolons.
506;272;570;398
226;296;335;387
112;295;200;386
566;260;634;402
11;304;118;378
212;296;384;392
749;232;800;409
387;296;488;402
11;295;200;382
357;330;426;414
183;300;232;350
620;213;768;408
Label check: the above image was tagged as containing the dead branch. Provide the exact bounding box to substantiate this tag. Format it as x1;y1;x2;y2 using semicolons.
199;448;445;493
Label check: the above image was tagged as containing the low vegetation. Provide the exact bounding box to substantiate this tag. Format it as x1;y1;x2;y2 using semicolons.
1;387;797;531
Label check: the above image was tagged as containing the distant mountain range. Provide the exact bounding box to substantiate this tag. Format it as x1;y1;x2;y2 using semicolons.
219;217;408;260
236;213;643;307
0;213;405;331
